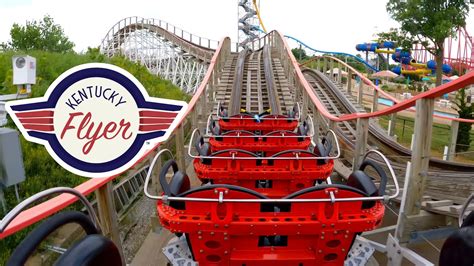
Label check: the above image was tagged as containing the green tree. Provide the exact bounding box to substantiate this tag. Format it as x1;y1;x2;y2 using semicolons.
291;48;308;61
4;15;74;53
385;0;469;86
454;88;474;152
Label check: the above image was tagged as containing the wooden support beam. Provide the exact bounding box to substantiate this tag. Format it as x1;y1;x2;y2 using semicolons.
191;105;198;130
149;147;162;195
95;183;124;262
175;124;186;171
302;90;309;119
347;70;352;94
330;60;334;80
353;118;369;171
202;85;208;118
357;81;364;105
323;57;328;74
397;98;434;242
447;120;459;161
372;89;379;113
311;105;320;143
337;64;342;83
388;113;397;137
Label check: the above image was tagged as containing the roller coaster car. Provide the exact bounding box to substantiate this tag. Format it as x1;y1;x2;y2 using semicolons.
439;195;474;266
192;144;334;198
4;189;122;266
208;121;312;154
156;159;385;266
214;106;299;133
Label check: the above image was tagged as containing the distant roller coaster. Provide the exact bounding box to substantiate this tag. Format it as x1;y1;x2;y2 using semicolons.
100;16;238;93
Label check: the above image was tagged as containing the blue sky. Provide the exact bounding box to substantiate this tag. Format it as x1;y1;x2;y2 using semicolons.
0;0;473;55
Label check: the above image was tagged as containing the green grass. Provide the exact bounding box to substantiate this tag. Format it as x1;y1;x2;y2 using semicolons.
0;49;188;263
377;115;474;162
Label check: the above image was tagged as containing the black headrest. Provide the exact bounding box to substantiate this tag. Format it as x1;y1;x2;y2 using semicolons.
219;105;228;117
462;212;474;228
210;120;221;135
287;104;299;118
347;170;378;197
297;121;309;136
7;211;100;266
439;226;474;266
160;160;190;197
195;136;211;164
55;235;122;266
347;162;382;209
169;171;190;197
313;137;332;165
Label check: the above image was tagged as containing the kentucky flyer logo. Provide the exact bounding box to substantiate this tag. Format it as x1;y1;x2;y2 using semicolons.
6;63;187;178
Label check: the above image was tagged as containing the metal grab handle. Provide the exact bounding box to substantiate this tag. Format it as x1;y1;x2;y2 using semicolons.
215;103;301;121
459;193;474;228
188;128;341;160
0;187;101;234
143;183;401;203
362;150;400;201
359;160;388;196
144;149;174;200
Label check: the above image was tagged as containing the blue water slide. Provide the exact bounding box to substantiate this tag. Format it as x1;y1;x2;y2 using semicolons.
284;35;379;72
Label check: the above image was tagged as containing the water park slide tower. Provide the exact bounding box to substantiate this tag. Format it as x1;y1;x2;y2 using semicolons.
355;42;397;71
391;49;452;77
238;0;260;49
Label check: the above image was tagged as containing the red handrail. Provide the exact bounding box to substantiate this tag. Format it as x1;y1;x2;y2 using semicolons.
0;37;230;239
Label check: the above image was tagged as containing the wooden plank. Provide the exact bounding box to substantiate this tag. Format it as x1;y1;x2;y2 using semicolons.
397;98;434;242
175;124;186;171
447;120;459;161
425;200;453;208
449;204;474;215
95;183;124;262
352;118;369;171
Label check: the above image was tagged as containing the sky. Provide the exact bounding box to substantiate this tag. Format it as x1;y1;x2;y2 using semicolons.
1;0;474;54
